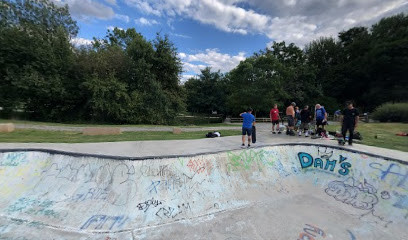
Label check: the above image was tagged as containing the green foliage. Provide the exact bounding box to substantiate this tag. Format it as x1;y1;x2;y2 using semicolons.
184;67;227;114
0;1;407;124
0;0;184;124
227;41;321;115
372;103;408;123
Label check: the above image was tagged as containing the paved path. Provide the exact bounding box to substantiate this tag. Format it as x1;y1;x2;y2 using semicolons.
2;123;406;161
13;123;241;132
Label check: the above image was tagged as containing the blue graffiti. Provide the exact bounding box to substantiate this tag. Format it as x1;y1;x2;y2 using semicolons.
80;215;128;230
369;162;408;190
298;152;351;175
347;230;356;240
393;195;408;210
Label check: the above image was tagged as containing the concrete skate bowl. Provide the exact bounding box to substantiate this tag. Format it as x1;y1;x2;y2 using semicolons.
0;144;407;240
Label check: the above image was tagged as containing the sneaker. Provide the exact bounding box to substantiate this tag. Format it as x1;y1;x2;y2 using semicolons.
241;143;245;148
305;132;309;137
298;132;302;136
247;144;251;148
273;131;276;134
278;131;282;134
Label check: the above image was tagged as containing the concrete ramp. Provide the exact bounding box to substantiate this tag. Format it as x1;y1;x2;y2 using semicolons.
0;144;407;239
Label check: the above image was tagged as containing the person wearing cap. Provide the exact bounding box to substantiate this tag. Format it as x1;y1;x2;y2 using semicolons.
286;102;296;136
240;108;256;147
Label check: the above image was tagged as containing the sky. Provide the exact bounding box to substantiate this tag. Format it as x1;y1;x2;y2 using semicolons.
57;0;408;82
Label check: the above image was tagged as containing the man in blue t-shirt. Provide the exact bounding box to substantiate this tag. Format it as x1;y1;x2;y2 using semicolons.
315;104;327;130
240;108;256;148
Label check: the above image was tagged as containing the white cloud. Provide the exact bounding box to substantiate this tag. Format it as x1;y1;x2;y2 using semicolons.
123;0;408;46
170;33;192;39
135;17;159;26
115;14;130;23
53;0;115;20
180;74;197;83
180;49;246;74
105;0;116;5
70;37;93;46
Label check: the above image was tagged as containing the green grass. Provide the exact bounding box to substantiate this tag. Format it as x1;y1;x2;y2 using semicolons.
326;123;408;152
0;119;240;128
0;129;241;143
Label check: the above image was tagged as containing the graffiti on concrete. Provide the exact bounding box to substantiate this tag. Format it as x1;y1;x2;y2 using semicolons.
325;177;378;210
347;230;356;240
155;203;192;220
227;149;274;171
298;152;351;175
187;158;213;175
0;152;28;167
297;223;326;240
318;147;333;160
392;193;408;210
80;215;129;230
38;162;137;206
7;197;64;219
137;198;163;212
369;162;408;190
359;209;393;228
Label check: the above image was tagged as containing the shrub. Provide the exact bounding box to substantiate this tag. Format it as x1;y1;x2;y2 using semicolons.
372;102;408;122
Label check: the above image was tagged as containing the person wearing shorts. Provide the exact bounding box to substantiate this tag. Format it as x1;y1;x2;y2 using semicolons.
270;104;281;134
299;105;311;137
286;102;296;136
294;106;301;131
315;104;327;130
240;108;256;147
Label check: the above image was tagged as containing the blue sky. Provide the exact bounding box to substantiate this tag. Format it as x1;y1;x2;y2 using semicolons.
58;0;408;81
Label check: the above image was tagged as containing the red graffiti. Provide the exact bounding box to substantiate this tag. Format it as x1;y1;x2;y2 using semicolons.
187;159;213;175
298;224;326;240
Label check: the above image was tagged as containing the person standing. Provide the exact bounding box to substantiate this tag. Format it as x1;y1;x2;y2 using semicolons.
286;102;296;136
270;104;281;134
315;104;327;130
341;101;359;145
294;106;301;132
299;105;312;137
240;108;256;147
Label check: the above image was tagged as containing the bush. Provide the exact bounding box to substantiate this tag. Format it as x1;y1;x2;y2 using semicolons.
372;102;408;122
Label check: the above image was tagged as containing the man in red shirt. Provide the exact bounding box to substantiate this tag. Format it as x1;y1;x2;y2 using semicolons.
270;104;281;134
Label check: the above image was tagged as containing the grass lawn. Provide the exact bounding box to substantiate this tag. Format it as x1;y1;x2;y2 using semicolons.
0;129;241;143
325;122;408;152
0;119;240;128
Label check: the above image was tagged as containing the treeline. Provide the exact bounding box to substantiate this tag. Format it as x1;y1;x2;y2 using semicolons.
185;14;408;116
0;0;184;124
1;0;407;124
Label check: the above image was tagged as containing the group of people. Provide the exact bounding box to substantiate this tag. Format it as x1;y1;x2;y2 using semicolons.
239;101;359;147
279;102;327;137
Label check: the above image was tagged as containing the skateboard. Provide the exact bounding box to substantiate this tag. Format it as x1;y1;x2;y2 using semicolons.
338;138;346;145
252;125;256;143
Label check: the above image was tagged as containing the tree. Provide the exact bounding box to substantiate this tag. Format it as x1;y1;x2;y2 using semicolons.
184;67;227;114
0;0;78;119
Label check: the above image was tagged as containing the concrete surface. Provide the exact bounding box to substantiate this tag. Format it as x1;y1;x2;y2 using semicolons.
1;144;407;239
0;123;405;160
0;123;407;239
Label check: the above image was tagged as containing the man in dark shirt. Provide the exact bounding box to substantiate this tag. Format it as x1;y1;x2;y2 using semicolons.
299;105;312;137
341;101;359;145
